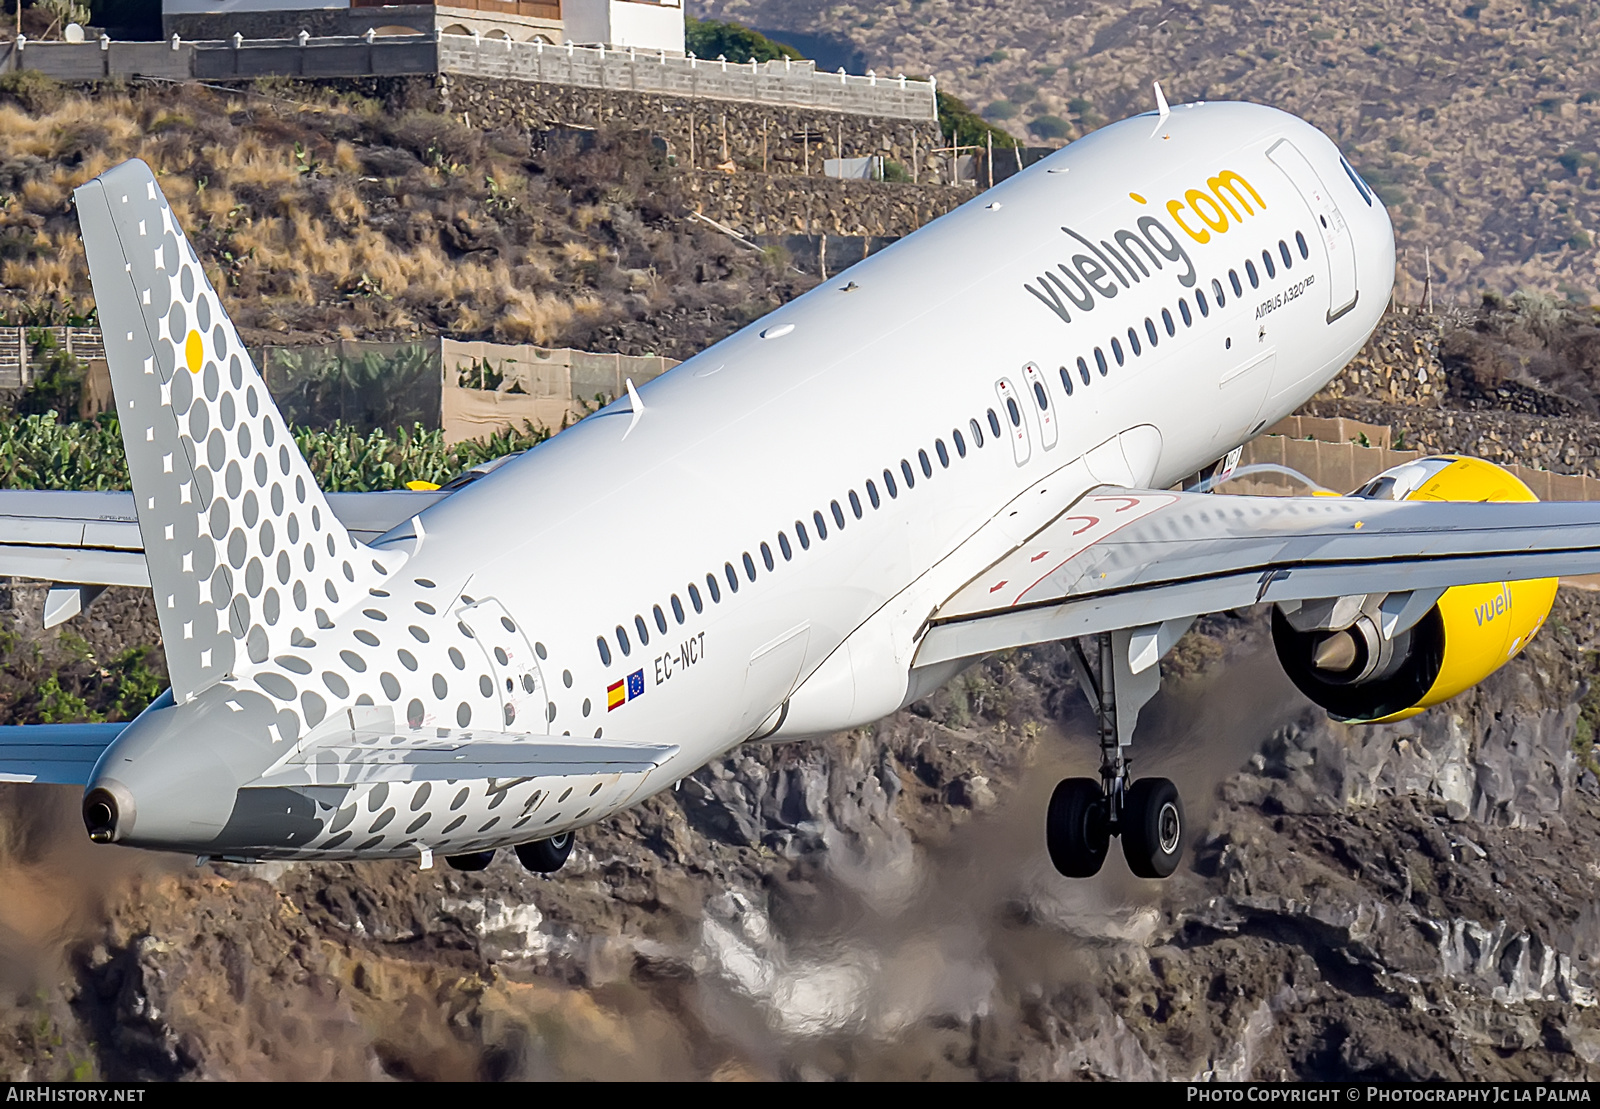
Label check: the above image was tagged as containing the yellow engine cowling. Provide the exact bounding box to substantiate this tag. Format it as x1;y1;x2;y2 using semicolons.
1272;456;1558;723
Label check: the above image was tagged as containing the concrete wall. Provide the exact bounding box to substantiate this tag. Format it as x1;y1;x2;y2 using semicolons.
438;34;935;120
3;39;194;80
193;35;437;78
440;338;677;444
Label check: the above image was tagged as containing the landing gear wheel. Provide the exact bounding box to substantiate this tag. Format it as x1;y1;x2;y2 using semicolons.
1121;777;1185;879
446;849;496;872
515;831;574;873
1046;777;1111;878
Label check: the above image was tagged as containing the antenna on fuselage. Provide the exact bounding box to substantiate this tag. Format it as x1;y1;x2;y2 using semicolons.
1150;81;1172;138
622;377;645;441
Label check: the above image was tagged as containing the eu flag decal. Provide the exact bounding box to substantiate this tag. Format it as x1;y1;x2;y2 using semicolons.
627;669;646;700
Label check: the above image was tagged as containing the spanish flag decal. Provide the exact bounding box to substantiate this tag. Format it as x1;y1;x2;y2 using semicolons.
607;680;626;711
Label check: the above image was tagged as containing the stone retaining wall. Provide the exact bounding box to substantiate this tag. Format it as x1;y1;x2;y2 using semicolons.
444;73;946;178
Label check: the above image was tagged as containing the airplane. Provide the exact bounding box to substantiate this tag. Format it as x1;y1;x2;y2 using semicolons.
0;89;1595;883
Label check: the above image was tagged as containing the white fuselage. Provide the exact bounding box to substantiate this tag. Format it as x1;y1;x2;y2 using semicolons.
392;101;1394;830
86;100;1394;861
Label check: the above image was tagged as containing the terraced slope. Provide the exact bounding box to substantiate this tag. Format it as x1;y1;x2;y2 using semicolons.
694;0;1600;304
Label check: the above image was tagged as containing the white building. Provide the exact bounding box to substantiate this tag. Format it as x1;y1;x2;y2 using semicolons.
162;0;685;52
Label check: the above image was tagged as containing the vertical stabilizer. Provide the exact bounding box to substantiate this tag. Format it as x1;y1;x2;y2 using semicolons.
74;160;401;703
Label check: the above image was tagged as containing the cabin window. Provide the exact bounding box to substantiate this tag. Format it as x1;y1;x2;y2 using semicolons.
1261;250;1275;280
797;520;811;547
867;480;881;508
1279;240;1293;269
901;459;916;488
779;532;793;560
1144;318;1159;346
1111;337;1124;365
1212;277;1227;307
970;418;985;448
690;582;704;612
953;430;967;457
1296;230;1310;259
635;614;650;645
987;409;1002;438
936;439;950;467
671;594;685;623
1179;299;1193;326
597;637;611;666
1033;380;1050;409
831;499;847;528
1229;269;1243;296
884;469;898;497
814;509;829;538
616;625;631;656
1162;307;1176;335
850;489;864;516
1094;347;1108;375
760;543;774;571
743;552;756;581
918;449;933;477
1244;260;1259;288
706;573;721;603
1128;328;1142;356
653;604;667;634
725;562;739;592
1059;365;1075;396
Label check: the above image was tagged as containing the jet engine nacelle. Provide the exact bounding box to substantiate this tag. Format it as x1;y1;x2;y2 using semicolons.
1272;456;1558;723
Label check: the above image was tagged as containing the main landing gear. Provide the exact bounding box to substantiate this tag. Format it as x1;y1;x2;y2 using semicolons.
444;831;575;874
1046;627;1188;879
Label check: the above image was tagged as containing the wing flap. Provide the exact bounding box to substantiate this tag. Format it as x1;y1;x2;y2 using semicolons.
0;723;127;785
918;488;1600;667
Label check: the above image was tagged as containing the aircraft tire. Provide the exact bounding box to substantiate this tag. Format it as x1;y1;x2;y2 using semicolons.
1121;777;1184;879
445;850;496;872
1046;777;1110;878
515;831;574;873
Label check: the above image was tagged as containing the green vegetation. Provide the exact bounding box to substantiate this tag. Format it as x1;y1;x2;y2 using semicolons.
1574;657;1600;783
1030;114;1071;141
937;90;1018;150
0;412;552;493
982;99;1019;121
16;334;86;421
684;17;802;63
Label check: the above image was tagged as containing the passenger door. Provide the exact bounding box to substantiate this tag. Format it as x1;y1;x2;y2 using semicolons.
1267;138;1359;323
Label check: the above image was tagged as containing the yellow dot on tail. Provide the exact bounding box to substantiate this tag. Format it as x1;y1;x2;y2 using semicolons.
1129;192;1147;204
184;330;203;374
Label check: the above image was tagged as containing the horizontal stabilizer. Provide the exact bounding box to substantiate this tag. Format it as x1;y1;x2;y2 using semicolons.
0;723;128;785
0;489;447;589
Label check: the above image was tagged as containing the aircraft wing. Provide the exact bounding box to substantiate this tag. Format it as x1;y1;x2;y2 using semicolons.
249;713;679;787
0;489;447;588
915;488;1600;668
0;722;128;785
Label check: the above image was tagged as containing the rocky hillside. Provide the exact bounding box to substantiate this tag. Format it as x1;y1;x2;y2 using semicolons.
0;78;814;358
1;573;1599;1079
692;0;1600;306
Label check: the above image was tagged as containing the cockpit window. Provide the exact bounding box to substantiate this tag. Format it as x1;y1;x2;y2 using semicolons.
1340;156;1374;206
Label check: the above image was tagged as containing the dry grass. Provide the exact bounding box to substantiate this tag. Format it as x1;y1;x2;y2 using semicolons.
0;80;814;355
